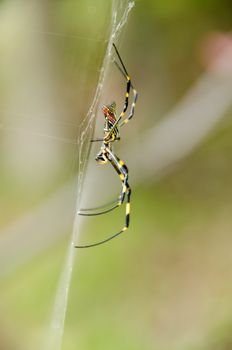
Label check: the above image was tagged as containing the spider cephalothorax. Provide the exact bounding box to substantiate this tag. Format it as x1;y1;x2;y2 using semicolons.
95;102;119;164
76;44;138;248
102;102;116;124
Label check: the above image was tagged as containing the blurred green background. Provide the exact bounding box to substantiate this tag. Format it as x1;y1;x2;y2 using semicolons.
1;0;232;349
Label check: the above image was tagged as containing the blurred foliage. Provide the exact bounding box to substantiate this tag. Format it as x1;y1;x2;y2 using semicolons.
1;0;232;350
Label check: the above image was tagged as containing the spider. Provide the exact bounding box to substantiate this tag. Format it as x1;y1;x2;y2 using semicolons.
75;43;138;248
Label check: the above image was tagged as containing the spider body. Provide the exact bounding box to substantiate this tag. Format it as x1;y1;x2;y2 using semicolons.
102;102;120;142
76;44;138;248
95;102;120;164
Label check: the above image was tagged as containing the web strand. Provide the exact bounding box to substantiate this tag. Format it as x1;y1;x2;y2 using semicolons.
45;2;135;350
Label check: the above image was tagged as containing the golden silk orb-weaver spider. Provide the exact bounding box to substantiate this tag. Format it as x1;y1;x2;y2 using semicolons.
75;43;138;248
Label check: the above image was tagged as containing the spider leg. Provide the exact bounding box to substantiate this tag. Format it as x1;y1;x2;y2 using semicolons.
119;88;138;127
105;44;137;139
114;60;135;89
114;60;138;128
113;43;129;77
114;60;128;82
90;138;104;142
79;198;119;212
78;202;120;216
91;137;120;143
109;152;129;205
75;148;131;248
105;44;131;135
78;155;128;216
116;74;131;124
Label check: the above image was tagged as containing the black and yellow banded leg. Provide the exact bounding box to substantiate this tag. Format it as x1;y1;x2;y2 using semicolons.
110;155;128;205
113;168;131;232
75;150;131;248
105;45;131;136
108;149;131;230
119;88;138;127
109;44;138;134
78;156;129;217
113;61;138;127
109;75;131;134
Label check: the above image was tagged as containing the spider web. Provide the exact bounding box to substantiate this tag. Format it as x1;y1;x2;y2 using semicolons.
45;1;135;350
